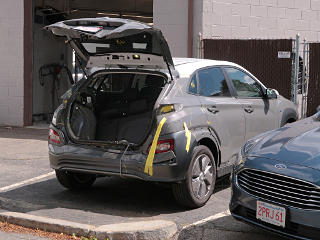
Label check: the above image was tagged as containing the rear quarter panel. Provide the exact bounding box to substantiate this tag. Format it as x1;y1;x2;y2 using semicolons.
157;78;208;135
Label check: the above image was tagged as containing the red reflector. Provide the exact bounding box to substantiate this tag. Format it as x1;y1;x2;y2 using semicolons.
148;139;174;154
49;129;61;144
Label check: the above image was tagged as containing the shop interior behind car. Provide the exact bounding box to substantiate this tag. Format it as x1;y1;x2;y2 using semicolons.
32;0;153;125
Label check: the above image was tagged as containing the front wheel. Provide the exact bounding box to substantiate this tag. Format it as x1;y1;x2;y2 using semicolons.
172;145;216;208
55;170;96;190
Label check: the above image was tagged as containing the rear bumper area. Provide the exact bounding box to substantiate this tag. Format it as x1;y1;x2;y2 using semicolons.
49;133;193;182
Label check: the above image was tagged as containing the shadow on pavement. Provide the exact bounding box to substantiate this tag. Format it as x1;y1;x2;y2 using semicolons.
0;174;231;220
178;215;283;240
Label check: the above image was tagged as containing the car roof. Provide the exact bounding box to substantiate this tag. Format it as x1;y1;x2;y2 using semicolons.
173;57;243;78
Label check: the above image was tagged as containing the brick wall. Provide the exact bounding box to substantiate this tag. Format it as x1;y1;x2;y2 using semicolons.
202;0;320;41
0;0;24;126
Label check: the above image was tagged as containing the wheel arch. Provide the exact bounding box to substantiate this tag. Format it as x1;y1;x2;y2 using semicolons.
191;128;221;167
280;108;298;127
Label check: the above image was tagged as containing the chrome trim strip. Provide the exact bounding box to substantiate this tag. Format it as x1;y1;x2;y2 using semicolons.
236;168;320;210
239;174;320;199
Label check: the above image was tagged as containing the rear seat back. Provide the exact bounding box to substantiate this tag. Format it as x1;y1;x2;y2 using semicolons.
96;98;152;144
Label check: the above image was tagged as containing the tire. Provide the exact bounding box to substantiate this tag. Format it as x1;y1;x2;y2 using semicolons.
172;145;216;208
55;170;96;190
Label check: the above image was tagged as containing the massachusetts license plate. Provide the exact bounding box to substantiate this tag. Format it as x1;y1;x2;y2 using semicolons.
256;201;286;228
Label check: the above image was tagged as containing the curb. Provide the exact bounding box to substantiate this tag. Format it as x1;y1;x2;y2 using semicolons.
0;211;178;240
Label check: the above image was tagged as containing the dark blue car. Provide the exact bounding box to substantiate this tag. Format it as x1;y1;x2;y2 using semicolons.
230;110;320;240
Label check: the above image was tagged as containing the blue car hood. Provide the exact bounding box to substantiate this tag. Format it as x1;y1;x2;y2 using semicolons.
249;116;320;170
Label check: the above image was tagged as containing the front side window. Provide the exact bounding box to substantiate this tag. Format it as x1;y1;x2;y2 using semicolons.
225;67;263;98
198;67;230;97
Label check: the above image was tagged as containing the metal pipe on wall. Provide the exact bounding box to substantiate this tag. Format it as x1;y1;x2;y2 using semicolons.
188;0;194;58
293;34;300;105
301;39;307;118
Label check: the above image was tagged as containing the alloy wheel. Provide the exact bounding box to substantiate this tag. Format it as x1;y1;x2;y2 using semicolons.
191;154;214;199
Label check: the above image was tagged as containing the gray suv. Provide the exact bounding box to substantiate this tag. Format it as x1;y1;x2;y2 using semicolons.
47;17;297;208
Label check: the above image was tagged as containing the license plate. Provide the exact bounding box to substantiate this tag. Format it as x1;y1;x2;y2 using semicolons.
256;201;286;228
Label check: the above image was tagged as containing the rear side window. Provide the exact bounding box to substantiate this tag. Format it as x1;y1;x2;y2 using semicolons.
198;67;230;97
224;67;262;98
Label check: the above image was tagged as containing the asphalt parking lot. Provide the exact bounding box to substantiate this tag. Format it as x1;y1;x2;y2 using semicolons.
0;126;283;239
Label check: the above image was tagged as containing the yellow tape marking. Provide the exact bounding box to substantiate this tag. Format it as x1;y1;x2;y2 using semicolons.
144;117;167;176
184;122;191;153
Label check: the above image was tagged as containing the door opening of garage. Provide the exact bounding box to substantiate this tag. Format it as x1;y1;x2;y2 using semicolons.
29;0;153;126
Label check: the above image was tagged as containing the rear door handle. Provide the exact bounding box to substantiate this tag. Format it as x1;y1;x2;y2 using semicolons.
244;107;254;113
207;106;219;114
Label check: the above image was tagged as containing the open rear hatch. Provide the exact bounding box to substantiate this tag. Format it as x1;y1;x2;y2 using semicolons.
45;17;174;74
46;18;174;147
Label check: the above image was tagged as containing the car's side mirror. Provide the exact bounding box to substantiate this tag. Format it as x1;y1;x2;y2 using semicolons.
266;88;278;99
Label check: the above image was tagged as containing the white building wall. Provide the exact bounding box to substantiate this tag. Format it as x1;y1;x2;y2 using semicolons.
153;0;189;57
0;0;24;126
202;0;320;41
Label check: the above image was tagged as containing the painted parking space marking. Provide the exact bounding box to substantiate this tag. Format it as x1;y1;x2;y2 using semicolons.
0;171;55;193
182;209;230;229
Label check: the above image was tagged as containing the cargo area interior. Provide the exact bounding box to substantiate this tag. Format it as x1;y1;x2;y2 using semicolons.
68;72;166;145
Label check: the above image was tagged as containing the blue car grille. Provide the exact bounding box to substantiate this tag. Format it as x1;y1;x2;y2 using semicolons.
237;169;320;210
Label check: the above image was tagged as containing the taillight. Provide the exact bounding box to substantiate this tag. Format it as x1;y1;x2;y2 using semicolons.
48;129;62;144
148;139;174;154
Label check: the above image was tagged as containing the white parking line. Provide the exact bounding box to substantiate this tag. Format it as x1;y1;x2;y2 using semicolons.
0;171;55;193
182;209;231;229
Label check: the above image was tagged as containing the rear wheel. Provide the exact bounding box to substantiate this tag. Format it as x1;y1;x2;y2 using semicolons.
172;145;216;208
55;170;96;190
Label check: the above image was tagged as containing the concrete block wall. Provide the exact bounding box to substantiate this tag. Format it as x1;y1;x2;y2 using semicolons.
0;0;24;126
202;0;320;41
153;0;189;57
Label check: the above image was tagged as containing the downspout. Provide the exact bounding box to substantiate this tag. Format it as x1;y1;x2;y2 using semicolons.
188;0;194;58
24;0;33;126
